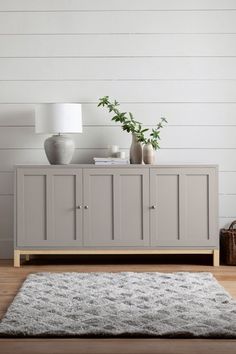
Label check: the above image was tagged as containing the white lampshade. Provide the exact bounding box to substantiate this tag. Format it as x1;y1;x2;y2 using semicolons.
35;103;83;134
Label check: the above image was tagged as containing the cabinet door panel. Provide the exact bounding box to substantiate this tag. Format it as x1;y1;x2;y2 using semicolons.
83;168;149;247
150;167;218;247
18;174;46;245
51;175;77;243
16;168;83;247
150;170;181;246
184;170;218;246
48;169;83;246
117;170;149;246
83;170;114;245
17;170;47;247
186;174;209;243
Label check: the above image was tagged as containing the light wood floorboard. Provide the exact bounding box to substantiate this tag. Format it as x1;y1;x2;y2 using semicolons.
0;257;236;354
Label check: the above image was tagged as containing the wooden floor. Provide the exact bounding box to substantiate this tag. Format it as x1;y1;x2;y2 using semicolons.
1;255;236;354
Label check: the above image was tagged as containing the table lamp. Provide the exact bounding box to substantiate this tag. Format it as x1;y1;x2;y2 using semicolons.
35;103;82;165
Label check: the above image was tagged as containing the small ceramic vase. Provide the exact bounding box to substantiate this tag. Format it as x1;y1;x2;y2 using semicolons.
143;143;155;165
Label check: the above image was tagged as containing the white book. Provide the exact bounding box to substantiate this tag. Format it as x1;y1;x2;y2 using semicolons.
94;157;128;162
95;161;129;165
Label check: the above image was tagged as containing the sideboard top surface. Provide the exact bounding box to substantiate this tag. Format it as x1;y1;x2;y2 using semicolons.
15;164;218;169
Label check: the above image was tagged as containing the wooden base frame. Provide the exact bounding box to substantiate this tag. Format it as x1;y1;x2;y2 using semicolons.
14;249;220;268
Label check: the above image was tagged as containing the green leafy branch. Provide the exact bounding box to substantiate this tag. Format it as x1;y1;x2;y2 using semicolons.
98;96;167;150
137;117;167;150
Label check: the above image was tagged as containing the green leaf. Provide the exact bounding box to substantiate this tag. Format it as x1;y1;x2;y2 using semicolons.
98;96;167;145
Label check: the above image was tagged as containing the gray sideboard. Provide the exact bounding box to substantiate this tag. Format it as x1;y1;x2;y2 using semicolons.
14;164;219;267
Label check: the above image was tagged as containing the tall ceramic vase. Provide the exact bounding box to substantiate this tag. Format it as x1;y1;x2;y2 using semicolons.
143;143;155;164
130;133;143;164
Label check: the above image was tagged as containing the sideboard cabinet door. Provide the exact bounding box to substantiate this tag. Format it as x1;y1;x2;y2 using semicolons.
47;169;83;246
16;168;83;247
83;168;149;247
150;167;218;247
83;169;115;246
115;168;149;246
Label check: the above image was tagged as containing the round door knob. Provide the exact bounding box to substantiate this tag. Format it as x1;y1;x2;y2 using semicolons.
84;205;89;209
76;205;82;209
151;205;156;209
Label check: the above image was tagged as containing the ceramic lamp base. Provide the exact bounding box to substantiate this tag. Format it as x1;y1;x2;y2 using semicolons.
44;134;75;165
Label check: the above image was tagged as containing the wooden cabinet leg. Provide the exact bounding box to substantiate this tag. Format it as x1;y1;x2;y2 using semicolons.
213;249;220;267
14;250;20;267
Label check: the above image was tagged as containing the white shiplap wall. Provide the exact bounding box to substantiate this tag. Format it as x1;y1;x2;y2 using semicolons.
0;0;236;258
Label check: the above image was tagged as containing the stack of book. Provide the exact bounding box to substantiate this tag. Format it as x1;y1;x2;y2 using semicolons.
93;157;130;165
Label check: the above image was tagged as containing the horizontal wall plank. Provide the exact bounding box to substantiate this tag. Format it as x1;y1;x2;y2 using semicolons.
1;58;236;80
0;149;233;171
1;103;236;127
219;218;236;229
219;172;236;194
1;34;236;57
219;195;236;217
85;103;236;126
0;150;48;171
0;105;33;126
155;150;234;172
0;81;236;103
0;149;114;171
1;0;236;11
0;126;235;149
0;11;236;34
85;124;236;148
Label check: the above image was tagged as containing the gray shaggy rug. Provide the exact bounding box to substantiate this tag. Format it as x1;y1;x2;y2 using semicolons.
0;272;236;338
